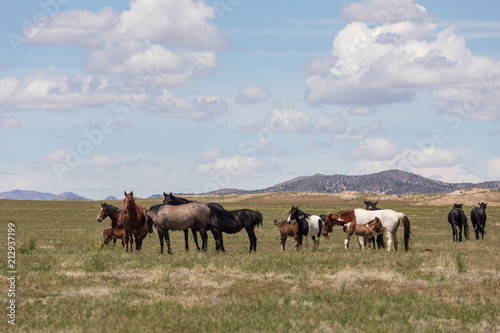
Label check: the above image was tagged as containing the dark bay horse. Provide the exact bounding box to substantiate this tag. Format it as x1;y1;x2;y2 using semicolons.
96;202;148;249
164;192;263;252
287;206;323;251
364;200;386;249
322;209;412;251
447;204;469;242
146;202;210;254
470;202;487;240
122;191;148;252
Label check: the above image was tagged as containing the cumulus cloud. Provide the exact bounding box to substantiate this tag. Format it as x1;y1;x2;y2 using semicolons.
235;85;272;104
342;137;401;160
486;157;500;180
332;122;385;142
305;0;500;120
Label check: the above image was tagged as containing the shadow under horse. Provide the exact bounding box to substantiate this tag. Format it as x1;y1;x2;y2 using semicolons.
163;192;263;252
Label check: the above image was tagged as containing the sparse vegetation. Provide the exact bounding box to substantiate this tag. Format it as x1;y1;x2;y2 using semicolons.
0;194;498;332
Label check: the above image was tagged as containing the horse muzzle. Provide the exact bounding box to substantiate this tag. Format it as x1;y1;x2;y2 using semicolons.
322;232;330;240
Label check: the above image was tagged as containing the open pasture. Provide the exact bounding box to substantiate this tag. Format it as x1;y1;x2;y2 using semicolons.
1;193;499;332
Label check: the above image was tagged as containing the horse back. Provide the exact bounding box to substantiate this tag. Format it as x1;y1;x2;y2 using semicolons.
156;202;210;230
353;209;403;231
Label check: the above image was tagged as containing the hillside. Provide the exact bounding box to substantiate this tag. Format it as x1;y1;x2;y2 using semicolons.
0;190;89;201
208;169;500;195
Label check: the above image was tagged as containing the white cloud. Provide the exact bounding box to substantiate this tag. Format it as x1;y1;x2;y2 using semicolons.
27;1;224;49
0;117;22;128
305;0;500;120
239;106;312;133
145;90;228;121
343;137;401;160
333;122;385;142
235;85;272;104
92;154;120;169
196;148;226;164
486;157;500;180
0;72;117;111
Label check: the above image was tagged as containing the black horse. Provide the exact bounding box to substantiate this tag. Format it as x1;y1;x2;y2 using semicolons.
470;202;487;240
447;203;469;242
364;201;386;249
163;192;263;252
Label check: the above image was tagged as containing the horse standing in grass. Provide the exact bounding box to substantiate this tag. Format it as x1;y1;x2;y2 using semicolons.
470;202;487;240
274;219;300;251
447;204;469;242
164;192;263;252
322;209;412;251
162;192;200;252
287;206;323;251
146;202;210;254
122;191;148;252
364;200;386;249
323;216;383;250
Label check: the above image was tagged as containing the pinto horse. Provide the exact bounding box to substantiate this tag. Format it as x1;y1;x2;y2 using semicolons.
322;209;412;251
470;202;487;240
447;204;469;242
122;191;148;252
146;202;210;254
164;192;263;252
287;206;323;251
323;215;383;250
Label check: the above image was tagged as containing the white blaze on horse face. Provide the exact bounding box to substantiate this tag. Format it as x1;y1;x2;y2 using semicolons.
97;208;103;221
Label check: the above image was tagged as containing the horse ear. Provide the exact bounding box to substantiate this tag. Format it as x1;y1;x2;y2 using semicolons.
130;191;134;197
163;192;167;197
169;193;174;198
363;201;368;205
124;191;127;196
374;201;378;205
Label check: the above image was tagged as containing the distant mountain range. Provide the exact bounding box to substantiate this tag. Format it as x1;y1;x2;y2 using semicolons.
0;190;89;201
1;170;499;200
207;169;500;195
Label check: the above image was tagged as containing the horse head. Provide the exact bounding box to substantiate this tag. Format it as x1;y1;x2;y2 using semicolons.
123;191;135;214
145;207;154;234
479;202;487;210
287;206;299;223
364;201;379;211
97;202;108;222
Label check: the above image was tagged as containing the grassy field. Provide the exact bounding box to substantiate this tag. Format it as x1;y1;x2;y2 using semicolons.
1;193;499;332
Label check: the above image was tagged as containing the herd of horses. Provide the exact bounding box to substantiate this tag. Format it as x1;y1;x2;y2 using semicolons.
95;192;489;253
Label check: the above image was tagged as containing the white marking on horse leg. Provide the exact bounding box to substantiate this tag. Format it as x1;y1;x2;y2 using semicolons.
344;238;349;249
357;235;364;249
385;232;393;251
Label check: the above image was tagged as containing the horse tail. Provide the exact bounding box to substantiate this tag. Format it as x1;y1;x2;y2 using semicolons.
463;213;470;240
400;214;412;252
102;229;107;241
252;211;263;228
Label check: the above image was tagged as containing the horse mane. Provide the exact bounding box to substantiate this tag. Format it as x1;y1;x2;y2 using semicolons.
164;193;193;205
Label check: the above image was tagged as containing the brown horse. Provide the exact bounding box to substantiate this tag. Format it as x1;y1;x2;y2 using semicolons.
343;217;384;249
97;202;148;249
122;191;148;252
273;219;300;251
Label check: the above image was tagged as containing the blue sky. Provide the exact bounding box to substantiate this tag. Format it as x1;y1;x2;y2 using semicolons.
1;0;499;199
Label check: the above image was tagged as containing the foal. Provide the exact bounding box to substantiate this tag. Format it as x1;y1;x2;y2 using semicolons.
344;217;384;250
274;219;300;251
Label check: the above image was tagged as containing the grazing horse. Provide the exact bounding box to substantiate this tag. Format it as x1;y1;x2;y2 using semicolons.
322;209;412;251
470;202;487;240
164;192;263;252
364;200;386;249
287;206;323;251
122;191;148;252
146;202;210;254
447;204;469;242
274;219;300;251
102;228;125;248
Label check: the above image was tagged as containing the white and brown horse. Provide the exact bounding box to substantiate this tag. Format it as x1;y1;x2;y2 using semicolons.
322;209;412;251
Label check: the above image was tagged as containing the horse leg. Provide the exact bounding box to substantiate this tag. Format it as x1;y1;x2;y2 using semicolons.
280;234;287;251
392;231;398;251
245;227;257;252
356;235;365;250
191;227;201;251
385;231;393;251
183;229;189;251
135;231;142;251
158;229;164;254
200;229;208;253
129;234;134;252
211;229;224;252
124;232;129;252
458;223;463;242
165;230;172;254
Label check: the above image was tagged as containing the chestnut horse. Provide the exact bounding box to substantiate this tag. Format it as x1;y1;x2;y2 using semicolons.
97;202;148;249
122;191;148;252
322;209;412;251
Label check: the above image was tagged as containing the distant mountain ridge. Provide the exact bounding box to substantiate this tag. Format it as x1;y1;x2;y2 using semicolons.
207;169;500;195
0;190;89;201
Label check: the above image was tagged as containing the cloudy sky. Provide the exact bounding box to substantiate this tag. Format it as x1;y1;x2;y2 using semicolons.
1;0;499;199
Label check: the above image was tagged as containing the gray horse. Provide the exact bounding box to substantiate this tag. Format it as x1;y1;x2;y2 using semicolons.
146;202;210;254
